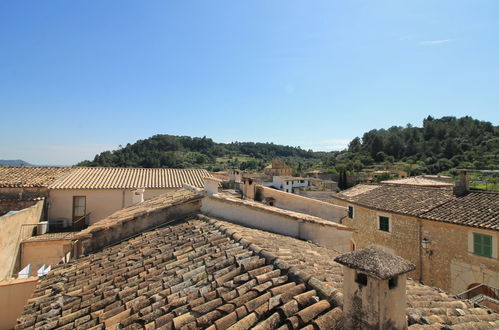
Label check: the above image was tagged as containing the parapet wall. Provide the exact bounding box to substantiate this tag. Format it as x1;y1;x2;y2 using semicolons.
255;185;347;223
0;200;44;279
201;194;353;252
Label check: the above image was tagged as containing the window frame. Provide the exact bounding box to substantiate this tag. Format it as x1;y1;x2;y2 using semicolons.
72;196;86;219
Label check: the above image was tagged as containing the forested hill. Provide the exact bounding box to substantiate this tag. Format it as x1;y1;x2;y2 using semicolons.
77;136;319;171
78;116;498;174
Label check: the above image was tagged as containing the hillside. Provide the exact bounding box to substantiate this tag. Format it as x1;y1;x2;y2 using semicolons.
78;116;498;176
0;159;33;166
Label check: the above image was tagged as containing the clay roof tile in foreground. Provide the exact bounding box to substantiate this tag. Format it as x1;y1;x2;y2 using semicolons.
48;167;211;189
16;211;498;329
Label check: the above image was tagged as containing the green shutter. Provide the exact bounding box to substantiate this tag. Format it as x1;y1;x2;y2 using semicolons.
474;233;493;258
348;206;353;219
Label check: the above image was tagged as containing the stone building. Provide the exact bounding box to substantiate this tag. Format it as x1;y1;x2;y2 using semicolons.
14;187;499;329
263;159;292;176
330;182;499;301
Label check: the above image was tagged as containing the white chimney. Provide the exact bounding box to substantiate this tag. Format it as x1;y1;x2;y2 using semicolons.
203;177;222;195
334;245;415;329
132;188;145;205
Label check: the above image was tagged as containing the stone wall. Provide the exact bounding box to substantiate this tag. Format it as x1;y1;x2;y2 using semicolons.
0;199;40;216
256;185;347;223
332;198;499;294
0;187;48;199
0;200;44;279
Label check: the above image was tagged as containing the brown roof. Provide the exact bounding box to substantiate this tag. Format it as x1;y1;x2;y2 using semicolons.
48;167;211;189
333;184;455;217
17;214;499;329
0;166;72;188
421;191;499;231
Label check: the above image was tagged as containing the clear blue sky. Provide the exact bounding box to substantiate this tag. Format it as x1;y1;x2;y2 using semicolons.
1;1;498;165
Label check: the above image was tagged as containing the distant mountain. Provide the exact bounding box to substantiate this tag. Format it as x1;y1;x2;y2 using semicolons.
0;159;33;166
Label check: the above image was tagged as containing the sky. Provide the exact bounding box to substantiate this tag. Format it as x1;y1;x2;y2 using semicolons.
0;1;498;165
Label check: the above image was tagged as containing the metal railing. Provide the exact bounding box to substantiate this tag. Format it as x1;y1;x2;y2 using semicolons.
19;213;90;241
457;283;499;310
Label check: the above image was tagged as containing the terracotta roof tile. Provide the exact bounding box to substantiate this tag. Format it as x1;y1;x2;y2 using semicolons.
333;184;455;217
0;166;72;188
421;191;499;231
49;167;211;189
16;213;498;329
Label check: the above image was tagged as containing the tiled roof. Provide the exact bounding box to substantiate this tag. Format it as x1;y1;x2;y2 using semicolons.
17;218;343;330
22;231;78;242
333;184;455;217
0;166;72;188
75;189;201;240
17;215;499;329
381;176;454;187
48;167;211;189
421;191;499;231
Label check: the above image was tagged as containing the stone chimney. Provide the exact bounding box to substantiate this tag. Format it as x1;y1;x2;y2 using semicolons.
241;177;255;200
334;245;415;329
453;170;469;197
203;177;222;195
228;170;242;183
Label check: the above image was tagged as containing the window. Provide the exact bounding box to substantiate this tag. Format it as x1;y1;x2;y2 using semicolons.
473;233;492;258
378;216;390;232
72;196;86;220
355;272;368;286
388;276;398;289
348;206;354;219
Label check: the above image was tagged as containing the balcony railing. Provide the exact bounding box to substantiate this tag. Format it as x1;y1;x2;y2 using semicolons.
457;283;499;312
19;213;90;241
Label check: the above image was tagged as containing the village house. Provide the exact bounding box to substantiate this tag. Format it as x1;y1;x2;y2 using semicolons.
271;176;309;193
330;174;499;306
11;184;499;329
0;166;211;228
263;158;292;176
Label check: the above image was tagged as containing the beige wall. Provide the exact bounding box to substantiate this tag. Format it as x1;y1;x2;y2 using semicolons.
0;277;39;330
332;198;499;294
0;200;44;279
49;188;176;225
21;240;73;276
201;195;353;252
256;185;347;223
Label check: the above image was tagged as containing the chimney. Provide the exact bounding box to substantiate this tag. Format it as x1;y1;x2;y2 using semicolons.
203;177;222;195
132;188;145;205
241;177;255;200
334;245;415;329
453;170;469;197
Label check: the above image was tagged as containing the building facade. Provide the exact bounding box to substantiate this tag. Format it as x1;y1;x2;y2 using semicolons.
331;183;499;296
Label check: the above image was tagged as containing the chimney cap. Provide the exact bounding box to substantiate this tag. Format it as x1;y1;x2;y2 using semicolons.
334;245;415;280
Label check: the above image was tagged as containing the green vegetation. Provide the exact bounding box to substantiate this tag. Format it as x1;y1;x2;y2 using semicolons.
79;116;498;184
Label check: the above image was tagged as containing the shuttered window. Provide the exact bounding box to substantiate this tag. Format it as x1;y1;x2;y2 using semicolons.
473;233;492;258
